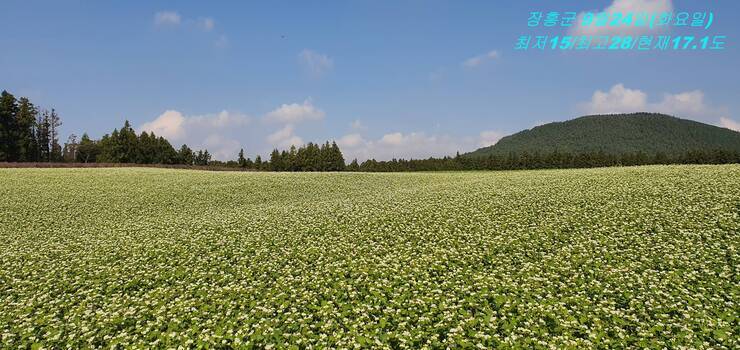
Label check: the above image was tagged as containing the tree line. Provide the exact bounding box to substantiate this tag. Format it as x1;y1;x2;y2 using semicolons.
2;89;739;172
0;90;215;165
0;91;63;162
349;149;740;172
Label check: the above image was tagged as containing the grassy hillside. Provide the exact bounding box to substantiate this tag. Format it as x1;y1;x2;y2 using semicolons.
1;166;739;348
467;113;740;157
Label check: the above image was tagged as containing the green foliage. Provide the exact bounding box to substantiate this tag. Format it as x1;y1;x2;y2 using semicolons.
354;148;740;172
0;90;64;163
467;113;740;158
0;165;738;348
76;133;98;163
267;141;345;171
0;90;20;161
95;120;201;165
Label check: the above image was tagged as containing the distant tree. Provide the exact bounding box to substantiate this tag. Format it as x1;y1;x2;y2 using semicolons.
0;91;19;161
35;110;51;162
138;131;155;163
15;97;37;162
330;141;345;171
48;109;63;162
269;149;283;171
178;144;194;165
238;148;247;168
254;155;262;169
155;136;178;164
347;158;359;171
63;134;78;162
117;120;138;163
193;149;211;166
76;133;99;163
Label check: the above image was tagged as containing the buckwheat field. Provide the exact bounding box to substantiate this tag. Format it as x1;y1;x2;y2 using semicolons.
0;165;738;349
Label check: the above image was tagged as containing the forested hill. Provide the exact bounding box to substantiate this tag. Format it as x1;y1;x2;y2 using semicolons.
466;113;740;158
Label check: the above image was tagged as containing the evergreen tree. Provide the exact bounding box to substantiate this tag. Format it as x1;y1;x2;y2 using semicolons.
347;158;359;171
97;129;119;163
269;149;283;171
254;155;262;169
36;111;51;162
156;137;178;164
77;133;99;163
178;144;194;165
238;148;247;168
0;91;19;161
117;120;138;163
49;109;63;162
15;97;37;162
330;141;345;171
138;131;155;163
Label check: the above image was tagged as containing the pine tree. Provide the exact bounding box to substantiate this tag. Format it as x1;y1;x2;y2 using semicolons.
331;141;345;171
254;155;262;169
238;148;247;168
178;144;194;165
0;91;19;161
347;158;359;171
117;120;138;163
77;133;99;163
203;150;211;165
15;97;37;162
48;109;63;162
156;137;177;164
36;111;51;162
269;149;283;171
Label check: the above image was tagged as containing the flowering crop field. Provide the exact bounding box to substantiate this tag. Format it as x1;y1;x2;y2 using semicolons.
0;165;738;349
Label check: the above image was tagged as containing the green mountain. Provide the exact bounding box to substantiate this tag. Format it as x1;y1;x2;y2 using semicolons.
466;113;740;157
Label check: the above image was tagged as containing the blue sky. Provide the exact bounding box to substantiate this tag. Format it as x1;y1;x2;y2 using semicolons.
1;0;739;160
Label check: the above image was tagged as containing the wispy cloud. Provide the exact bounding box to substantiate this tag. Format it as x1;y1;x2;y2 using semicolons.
579;83;733;129
154;11;182;26
198;17;215;32
299;49;334;77
263;99;325;124
336;130;503;162
462;50;500;68
720;117;740;132
267;124;303;148
350;119;366;131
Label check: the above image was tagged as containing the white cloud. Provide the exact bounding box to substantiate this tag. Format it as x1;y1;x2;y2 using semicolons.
154;11;181;26
336;130;504;162
570;0;673;36
140;110;186;140
336;133;365;148
462;50;500;68
198;17;215;31
139;110;251;160
263;99;325;123
267;124;303;148
579;83;733;129
350;119;366;131
652;90;708;116
141;110;250;141
720;117;740;132
202;134;241;160
298;49;333;77
380;132;404;146
478;130;504;147
581;83;648;114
